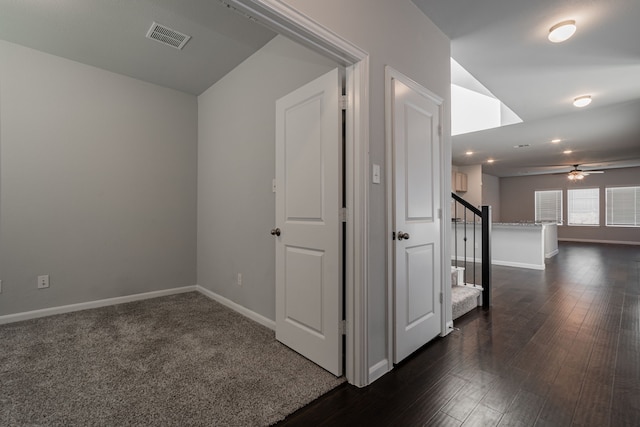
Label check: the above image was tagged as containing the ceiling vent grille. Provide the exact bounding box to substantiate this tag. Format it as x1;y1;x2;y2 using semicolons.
146;22;191;50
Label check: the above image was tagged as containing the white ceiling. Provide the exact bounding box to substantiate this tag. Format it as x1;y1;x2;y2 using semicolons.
413;0;640;177
0;0;276;95
2;0;639;177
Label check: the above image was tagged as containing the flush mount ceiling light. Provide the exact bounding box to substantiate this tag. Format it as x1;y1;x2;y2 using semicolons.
487;159;495;164
551;138;561;143
573;95;592;107
548;20;577;43
563;150;573;154
465;151;474;155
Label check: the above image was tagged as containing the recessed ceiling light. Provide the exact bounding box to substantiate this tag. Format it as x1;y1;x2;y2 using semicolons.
563;150;573;154
548;20;577;43
551;139;561;143
487;159;495;163
465;151;473;155
573;95;592;107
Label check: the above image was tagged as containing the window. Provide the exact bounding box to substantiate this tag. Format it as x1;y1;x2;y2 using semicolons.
568;188;599;225
606;186;640;227
535;190;563;225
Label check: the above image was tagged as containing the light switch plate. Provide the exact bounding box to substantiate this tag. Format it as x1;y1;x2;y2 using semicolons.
372;164;381;184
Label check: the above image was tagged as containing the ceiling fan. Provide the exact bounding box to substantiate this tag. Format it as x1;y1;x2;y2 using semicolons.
562;164;605;180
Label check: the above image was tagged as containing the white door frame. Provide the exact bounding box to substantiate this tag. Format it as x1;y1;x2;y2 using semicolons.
385;67;451;371
226;0;370;387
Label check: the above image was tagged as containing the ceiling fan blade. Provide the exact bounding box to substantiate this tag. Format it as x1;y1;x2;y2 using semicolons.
582;170;605;174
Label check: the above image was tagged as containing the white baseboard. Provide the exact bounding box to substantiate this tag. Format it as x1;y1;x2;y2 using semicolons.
545;248;559;258
195;285;276;330
368;358;391;383
492;259;545;270
559;238;640;246
441;320;454;336
0;286;197;325
453;256;545;270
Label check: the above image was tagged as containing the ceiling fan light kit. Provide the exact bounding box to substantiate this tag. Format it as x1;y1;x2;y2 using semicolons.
565;164;605;180
548;20;577;43
568;171;584;180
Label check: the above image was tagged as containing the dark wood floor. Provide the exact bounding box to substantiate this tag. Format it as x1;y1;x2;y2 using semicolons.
278;242;640;426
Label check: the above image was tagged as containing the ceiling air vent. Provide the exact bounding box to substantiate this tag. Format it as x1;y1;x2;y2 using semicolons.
146;22;191;50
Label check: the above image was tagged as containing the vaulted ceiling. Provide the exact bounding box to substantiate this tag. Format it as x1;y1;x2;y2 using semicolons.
413;0;640;176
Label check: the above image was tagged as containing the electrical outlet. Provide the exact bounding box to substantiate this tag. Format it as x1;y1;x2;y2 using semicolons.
37;275;50;289
237;273;242;286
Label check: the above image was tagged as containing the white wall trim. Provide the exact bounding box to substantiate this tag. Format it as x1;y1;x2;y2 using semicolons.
493;260;545;270
368;358;391;383
227;0;370;387
196;285;276;330
559;238;640;246
0;286;196;325
545;248;560;258
443;320;454;337
452;256;545;271
221;0;366;65
345;56;370;387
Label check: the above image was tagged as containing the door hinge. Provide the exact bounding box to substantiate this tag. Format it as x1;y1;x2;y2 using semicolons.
438;125;442;136
439;292;443;304
340;95;348;110
438;208;442;219
340;207;348;222
339;319;347;335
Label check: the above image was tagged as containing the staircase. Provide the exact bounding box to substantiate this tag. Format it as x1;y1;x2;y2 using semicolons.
451;193;492;320
451;266;482;320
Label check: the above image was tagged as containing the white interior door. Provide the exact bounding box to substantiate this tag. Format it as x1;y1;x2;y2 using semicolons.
391;75;443;364
274;68;342;376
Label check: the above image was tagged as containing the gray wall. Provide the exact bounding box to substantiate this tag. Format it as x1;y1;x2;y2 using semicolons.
501;166;640;243
456;164;482;208
482;173;501;222
197;36;336;320
0;40;198;315
282;0;451;372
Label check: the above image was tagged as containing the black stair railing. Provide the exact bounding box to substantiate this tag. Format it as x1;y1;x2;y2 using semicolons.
451;193;492;309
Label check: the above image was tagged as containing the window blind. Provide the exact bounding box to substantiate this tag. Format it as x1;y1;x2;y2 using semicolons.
606;186;640;227
568;188;599;225
535;190;562;225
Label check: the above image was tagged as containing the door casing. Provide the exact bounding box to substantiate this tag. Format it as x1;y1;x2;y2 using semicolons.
226;0;370;386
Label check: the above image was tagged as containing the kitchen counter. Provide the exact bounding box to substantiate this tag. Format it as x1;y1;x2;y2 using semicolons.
452;222;558;270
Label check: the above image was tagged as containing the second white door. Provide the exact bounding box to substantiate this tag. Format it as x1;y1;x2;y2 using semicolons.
390;71;443;364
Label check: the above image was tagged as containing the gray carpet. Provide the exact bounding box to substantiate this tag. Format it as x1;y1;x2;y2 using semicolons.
0;292;345;426
451;285;481;320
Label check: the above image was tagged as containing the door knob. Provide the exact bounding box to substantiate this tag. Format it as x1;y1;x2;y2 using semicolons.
397;231;410;241
270;228;281;237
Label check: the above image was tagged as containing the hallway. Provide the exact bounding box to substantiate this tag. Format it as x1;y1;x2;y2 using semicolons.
279;242;640;426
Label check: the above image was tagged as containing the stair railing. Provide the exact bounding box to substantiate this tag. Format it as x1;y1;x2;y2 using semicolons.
451;193;492;309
